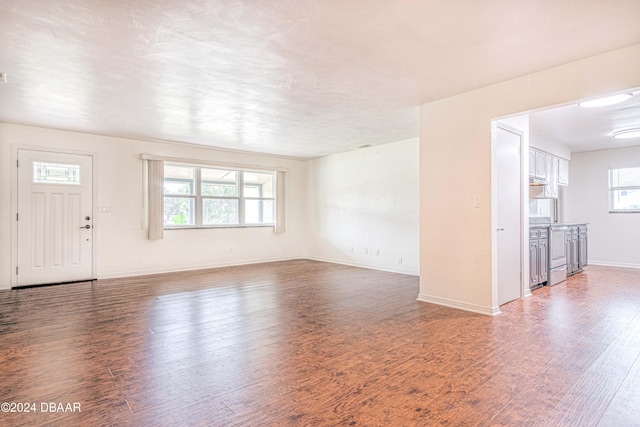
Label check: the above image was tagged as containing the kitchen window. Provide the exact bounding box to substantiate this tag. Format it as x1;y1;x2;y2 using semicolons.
609;167;640;212
163;164;276;228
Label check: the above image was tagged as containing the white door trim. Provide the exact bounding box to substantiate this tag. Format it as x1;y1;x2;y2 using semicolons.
490;121;529;311
11;144;98;287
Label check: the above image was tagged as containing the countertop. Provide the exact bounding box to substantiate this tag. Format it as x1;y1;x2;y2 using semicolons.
529;222;588;228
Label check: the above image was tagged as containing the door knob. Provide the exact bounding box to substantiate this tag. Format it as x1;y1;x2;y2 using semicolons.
80;224;91;229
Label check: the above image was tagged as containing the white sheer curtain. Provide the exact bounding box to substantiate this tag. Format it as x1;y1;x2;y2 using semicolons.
274;171;286;234
147;159;164;240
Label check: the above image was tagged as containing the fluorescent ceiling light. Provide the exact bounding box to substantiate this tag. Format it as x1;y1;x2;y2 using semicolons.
613;128;640;139
578;93;633;108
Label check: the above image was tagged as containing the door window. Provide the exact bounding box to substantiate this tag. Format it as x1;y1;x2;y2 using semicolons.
33;161;81;185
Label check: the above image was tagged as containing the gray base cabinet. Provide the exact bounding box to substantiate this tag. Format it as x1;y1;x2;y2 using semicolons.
578;225;588;270
566;224;588;276
529;227;548;289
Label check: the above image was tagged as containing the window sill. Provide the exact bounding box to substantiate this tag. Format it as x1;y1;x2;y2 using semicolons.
164;225;275;230
609;210;640;214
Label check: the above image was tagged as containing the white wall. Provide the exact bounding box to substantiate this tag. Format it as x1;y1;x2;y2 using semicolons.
565;146;640;268
530;130;572;160
306;138;420;275
419;44;640;315
0;123;420;289
0;123;308;289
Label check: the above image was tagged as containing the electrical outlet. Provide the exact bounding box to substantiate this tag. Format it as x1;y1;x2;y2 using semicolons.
0;72;6;83
398;257;403;264
364;248;369;255
376;249;380;256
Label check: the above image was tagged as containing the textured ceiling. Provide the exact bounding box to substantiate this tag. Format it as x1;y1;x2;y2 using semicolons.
530;89;640;153
1;1;640;158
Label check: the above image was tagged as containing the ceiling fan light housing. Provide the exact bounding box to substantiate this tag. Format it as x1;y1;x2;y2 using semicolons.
612;128;640;139
578;93;633;108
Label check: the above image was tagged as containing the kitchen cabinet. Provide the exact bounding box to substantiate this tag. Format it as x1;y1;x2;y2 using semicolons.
529;148;568;199
539;231;548;284
528;148;548;180
578;225;588;269
528;150;536;178
567;227;578;275
529;227;548;289
544;156;559;198
558;158;569;186
529;239;538;287
566;224;588;276
534;150;547;180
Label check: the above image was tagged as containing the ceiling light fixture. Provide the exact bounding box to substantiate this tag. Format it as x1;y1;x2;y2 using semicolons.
612;128;640;139
578;93;633;108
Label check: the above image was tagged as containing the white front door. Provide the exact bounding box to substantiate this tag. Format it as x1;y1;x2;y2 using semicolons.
496;125;522;305
16;150;94;287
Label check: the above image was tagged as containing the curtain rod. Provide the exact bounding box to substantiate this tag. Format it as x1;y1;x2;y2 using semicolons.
139;154;289;172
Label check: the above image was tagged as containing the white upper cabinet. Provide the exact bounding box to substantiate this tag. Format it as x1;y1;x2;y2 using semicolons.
528;149;536;178
544;156;559;198
529;147;568;198
558;157;569;186
534;150;547;180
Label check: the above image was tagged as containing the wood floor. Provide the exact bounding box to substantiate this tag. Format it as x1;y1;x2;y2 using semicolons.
1;260;639;426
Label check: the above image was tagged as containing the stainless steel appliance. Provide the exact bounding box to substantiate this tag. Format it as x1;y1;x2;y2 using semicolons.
548;225;567;286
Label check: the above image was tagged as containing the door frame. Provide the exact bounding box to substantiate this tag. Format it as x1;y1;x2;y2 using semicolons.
11;144;98;288
490;121;530;312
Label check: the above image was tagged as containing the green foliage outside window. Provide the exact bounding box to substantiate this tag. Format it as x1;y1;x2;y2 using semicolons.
162;164;275;227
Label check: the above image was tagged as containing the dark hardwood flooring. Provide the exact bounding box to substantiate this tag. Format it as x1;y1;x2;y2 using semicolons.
1;260;639;426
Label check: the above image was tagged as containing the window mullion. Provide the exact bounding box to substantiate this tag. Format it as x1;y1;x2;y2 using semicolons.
238;171;245;226
195;167;202;226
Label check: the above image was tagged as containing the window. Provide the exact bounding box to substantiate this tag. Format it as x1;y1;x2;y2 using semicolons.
163;164;276;228
609;167;640;212
33;161;81;185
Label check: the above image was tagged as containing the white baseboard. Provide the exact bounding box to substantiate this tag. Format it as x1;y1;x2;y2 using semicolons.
417;293;501;316
588;261;640;269
306;256;419;276
2;256;416;289
96;256;301;280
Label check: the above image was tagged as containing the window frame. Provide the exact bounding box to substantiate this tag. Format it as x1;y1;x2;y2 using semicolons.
609;167;640;213
163;163;276;229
